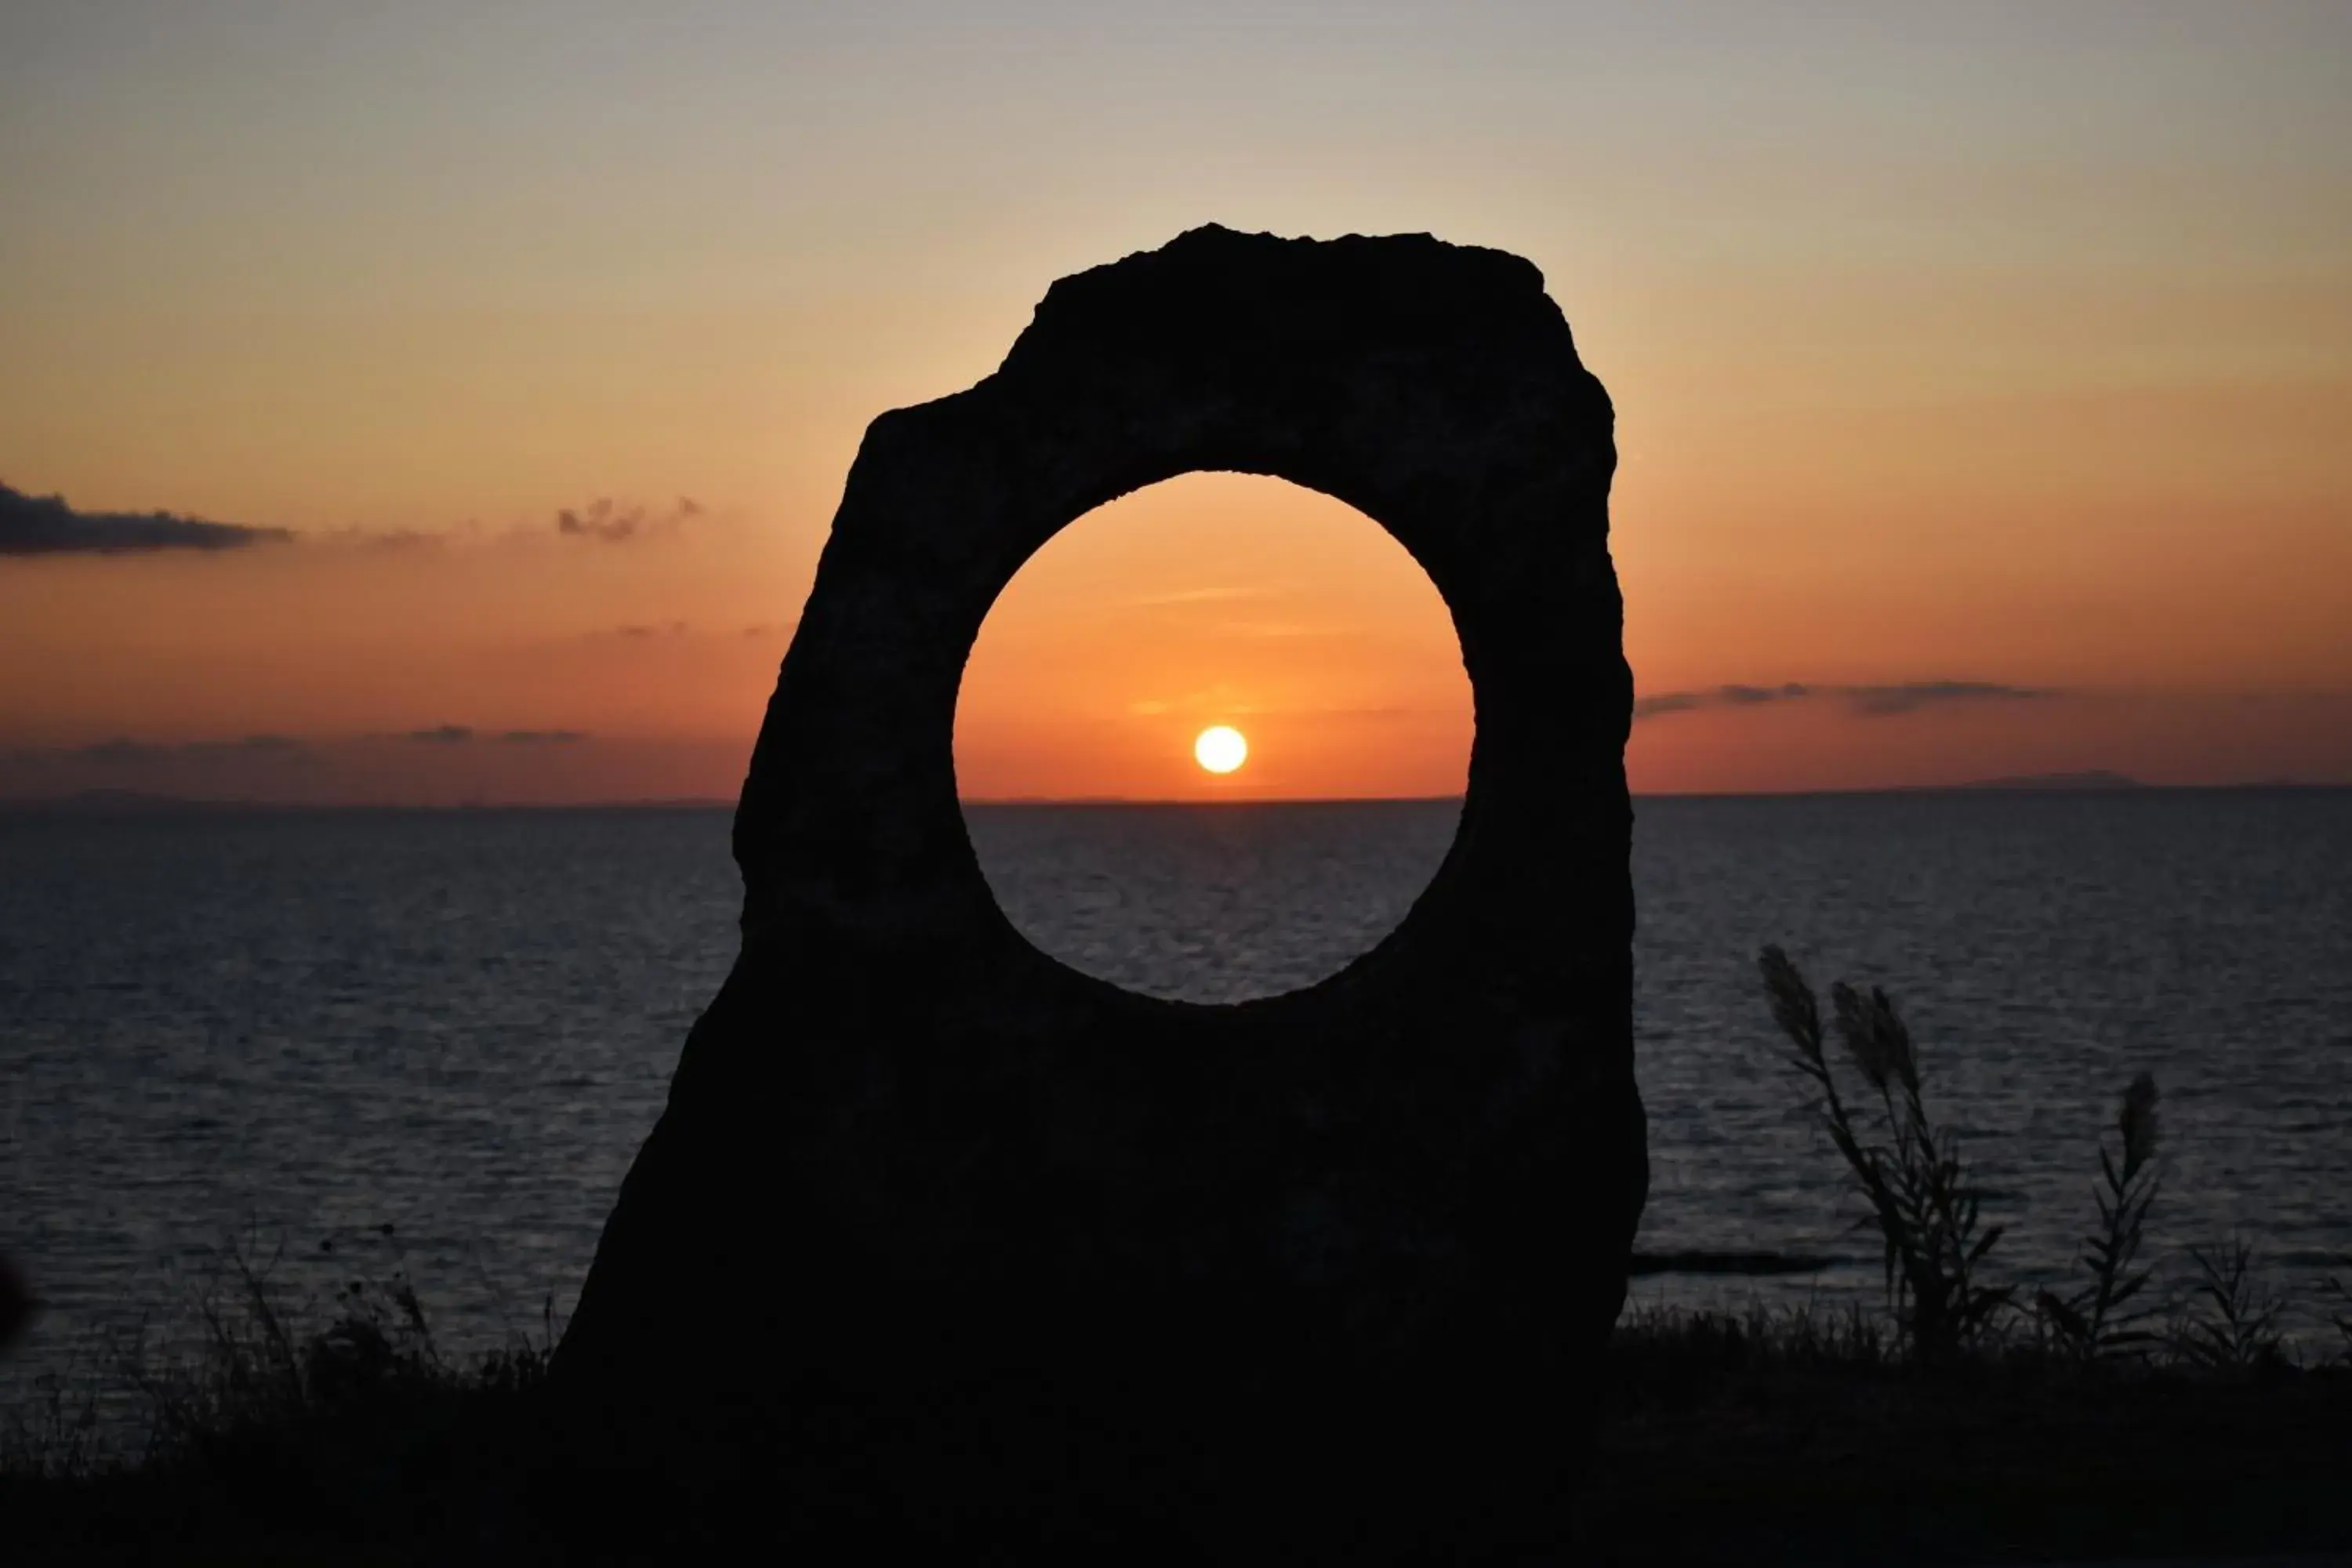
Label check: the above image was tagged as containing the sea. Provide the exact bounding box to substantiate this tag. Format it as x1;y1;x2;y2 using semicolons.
5;789;2350;1438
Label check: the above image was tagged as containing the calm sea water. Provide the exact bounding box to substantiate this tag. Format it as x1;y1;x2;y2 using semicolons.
5;791;2350;1432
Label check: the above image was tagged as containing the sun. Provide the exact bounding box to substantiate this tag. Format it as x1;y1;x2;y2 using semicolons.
1193;725;1248;775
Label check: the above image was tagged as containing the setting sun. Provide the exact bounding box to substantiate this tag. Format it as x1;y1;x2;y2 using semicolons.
1194;726;1248;775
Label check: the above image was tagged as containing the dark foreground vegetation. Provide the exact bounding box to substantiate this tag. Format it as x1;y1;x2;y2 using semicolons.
1595;1302;2352;1563
5;1275;2349;1564
7;950;2349;1562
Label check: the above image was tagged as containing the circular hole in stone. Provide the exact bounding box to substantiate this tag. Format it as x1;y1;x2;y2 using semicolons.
954;473;1472;1004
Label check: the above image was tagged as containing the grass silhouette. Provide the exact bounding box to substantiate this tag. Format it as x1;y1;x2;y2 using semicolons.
2037;1073;2164;1360
1757;946;2012;1363
8;1240;2351;1561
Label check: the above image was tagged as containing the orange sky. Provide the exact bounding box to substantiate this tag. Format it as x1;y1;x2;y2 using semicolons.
2;5;2347;804
953;477;1475;802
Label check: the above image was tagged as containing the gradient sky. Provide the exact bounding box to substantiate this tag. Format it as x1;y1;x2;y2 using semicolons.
2;2;2347;803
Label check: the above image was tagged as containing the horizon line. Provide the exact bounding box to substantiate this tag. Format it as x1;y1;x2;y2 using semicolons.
5;778;2348;815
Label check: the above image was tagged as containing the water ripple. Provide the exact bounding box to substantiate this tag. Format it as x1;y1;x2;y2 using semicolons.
3;791;2348;1432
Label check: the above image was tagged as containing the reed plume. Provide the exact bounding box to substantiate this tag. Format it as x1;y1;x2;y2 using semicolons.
1756;946;2010;1366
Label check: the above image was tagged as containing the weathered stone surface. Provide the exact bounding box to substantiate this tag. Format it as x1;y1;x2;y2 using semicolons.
554;225;1644;1553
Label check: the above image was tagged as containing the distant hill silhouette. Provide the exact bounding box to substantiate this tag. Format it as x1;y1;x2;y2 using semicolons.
0;789;733;815
1961;769;2145;791
0;789;274;816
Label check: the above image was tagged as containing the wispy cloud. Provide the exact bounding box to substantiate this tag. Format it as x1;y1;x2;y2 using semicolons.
0;728;633;808
13;728;585;764
2;482;291;557
555;495;702;544
1125;585;1281;608
1720;682;1813;707
1634;684;1814;720
307;525;454;554
404;725;588;745
572;619;780;644
6;484;728;558
1844;680;2056;716
1213;621;1337;640
1635;680;2054;720
184;734;305;757
70;735;308;764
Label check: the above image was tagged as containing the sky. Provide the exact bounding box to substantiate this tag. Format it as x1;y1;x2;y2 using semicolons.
2;2;2347;803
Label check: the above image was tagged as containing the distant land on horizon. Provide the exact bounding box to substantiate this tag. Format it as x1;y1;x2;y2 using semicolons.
1947;769;2145;792
5;773;2350;817
0;788;740;816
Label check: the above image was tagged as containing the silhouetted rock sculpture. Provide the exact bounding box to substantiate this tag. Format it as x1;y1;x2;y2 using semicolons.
553;225;1644;1559
0;1251;32;1355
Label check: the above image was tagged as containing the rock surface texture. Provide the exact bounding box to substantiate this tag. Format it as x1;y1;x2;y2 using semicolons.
554;225;1646;1558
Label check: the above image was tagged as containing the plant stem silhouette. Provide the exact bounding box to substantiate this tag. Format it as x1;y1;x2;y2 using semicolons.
2037;1072;2164;1361
2176;1235;2288;1370
1757;946;2012;1366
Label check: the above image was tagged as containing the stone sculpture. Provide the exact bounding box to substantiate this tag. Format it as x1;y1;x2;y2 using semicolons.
554;225;1645;1556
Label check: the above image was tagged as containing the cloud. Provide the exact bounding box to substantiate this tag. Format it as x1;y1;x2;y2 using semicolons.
1635;680;2054;720
1720;682;1812;706
1844;680;2053;716
74;735;308;764
2;481;291;557
555;495;702;543
310;525;451;554
10;729;581;768
1214;621;1334;640
1633;684;1814;720
404;725;587;744
79;738;168;766
557;501;643;542
1127;586;1280;608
